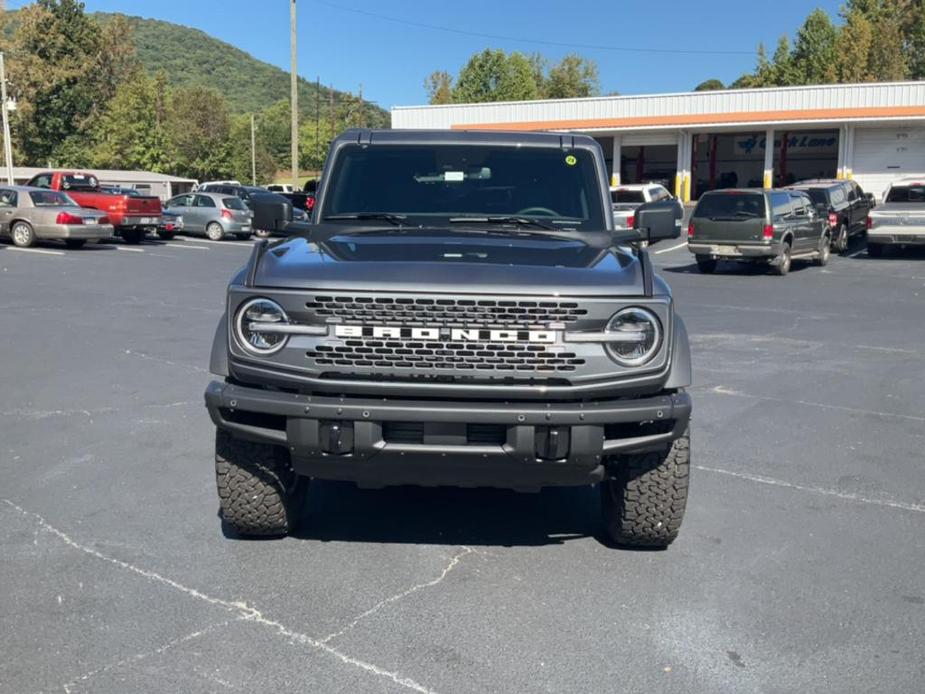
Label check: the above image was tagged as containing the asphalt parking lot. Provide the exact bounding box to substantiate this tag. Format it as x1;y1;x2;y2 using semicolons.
1;234;923;694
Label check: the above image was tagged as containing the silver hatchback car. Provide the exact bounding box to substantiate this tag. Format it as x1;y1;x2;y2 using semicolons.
0;185;113;249
164;192;253;240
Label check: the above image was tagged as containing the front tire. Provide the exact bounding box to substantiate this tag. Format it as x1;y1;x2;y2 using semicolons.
601;428;690;548
834;224;848;253
156;230;175;240
815;234;831;266
206;222;225;241
215;430;304;537
11;221;36;248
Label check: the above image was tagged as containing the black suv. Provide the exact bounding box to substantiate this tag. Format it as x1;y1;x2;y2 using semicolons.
787;179;874;252
205;129;691;548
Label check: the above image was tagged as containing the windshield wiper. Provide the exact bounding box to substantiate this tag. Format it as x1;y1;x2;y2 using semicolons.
323;213;406;225
449;215;558;231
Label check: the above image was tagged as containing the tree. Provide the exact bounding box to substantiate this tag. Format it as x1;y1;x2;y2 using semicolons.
10;0;104;164
424;71;453;105
452;49;541;103
868;12;908;80
909;1;925;79
228;114;276;185
792;8;838;84
544;55;600;99
90;70;173;172
694;79;725;91
167;86;232;180
833;9;875;82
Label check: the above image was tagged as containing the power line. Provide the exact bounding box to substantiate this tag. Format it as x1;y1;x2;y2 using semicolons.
310;0;756;57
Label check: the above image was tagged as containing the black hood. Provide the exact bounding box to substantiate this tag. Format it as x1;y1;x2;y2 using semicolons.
251;231;650;297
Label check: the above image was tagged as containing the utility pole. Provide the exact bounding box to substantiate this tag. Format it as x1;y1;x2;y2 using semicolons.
250;114;256;186
289;0;298;190
358;83;364;128
329;84;335;146
315;75;320;167
0;52;13;185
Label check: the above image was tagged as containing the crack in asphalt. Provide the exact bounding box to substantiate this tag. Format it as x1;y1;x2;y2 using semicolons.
695;466;925;514
54;619;238;694
319;546;475;645
3;499;441;694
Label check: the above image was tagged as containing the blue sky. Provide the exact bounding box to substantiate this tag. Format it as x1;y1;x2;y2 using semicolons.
80;0;846;109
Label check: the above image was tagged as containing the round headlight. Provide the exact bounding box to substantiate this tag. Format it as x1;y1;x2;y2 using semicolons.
604;307;662;366
235;298;288;355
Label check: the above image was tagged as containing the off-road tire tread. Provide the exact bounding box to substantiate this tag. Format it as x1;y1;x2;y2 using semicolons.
602;429;690;548
215;430;299;536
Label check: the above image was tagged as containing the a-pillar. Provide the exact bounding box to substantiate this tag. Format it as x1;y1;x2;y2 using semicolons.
610;135;622;187
762;128;774;189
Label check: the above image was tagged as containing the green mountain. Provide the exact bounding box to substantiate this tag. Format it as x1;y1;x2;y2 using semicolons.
94;12;389;126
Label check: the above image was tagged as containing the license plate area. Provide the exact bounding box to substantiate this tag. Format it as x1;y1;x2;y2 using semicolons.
711;244;741;255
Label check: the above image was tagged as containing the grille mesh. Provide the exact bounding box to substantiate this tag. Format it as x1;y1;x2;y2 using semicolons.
306;296;587;327
307;339;585;373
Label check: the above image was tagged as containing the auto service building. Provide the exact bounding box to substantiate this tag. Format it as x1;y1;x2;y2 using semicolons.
392;81;925;202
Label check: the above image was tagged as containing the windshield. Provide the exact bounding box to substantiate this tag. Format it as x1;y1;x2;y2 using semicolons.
30;190;76;206
694;192;766;219
612;190;645;203
222;197;248;211
322;144;606;229
885;185;925;203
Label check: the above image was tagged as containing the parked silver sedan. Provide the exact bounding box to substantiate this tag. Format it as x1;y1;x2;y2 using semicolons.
163;192;253;240
0;185;113;249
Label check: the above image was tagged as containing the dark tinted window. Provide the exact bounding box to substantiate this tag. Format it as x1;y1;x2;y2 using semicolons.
885;185;925;203
612;189;645;203
323;144;606;229
61;174;99;191
0;189;17;206
797;189;829;207
29;191;73;206
694;192;766;219
29;173;52;189
222;197;247;210
845;183;858;201
770;192;792;218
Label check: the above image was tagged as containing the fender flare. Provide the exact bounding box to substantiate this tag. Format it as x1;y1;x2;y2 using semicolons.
665;314;692;389
209;314;229;377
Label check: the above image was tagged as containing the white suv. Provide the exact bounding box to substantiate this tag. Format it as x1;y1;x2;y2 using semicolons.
610;183;674;229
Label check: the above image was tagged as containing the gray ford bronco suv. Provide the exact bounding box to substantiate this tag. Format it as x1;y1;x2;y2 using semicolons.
205;129;692;548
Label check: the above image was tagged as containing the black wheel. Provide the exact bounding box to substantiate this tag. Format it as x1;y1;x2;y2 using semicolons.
695;255;717;274
121;228;144;244
156;230;175;240
834;224;848;253
601;427;690;548
773;241;791;276
868;243;884;258
815;234;831;266
215;429;304;537
206;222;225;241
10;221;36;248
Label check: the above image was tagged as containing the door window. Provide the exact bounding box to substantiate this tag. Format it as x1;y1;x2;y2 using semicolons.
770;192;792;221
0;189;17;207
789;194;808;217
29;173;52;189
194;195;216;208
167;195;190;208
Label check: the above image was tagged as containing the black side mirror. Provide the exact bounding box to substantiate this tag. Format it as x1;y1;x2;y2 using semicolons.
251;193;293;233
633;199;683;242
866;192;876;208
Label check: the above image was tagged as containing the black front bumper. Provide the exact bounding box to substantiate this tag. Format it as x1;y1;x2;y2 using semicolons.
205;381;691;491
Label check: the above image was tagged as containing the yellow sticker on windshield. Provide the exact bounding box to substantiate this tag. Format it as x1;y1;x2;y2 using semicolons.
565;154;577;166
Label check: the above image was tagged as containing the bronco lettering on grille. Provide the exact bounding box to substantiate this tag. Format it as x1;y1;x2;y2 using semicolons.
333;325;557;343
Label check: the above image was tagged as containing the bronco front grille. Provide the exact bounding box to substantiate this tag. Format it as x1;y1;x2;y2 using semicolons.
307;339;586;373
305;296;588;327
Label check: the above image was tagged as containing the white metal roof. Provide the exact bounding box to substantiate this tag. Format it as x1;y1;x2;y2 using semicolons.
11;167;197;184
392;81;925;133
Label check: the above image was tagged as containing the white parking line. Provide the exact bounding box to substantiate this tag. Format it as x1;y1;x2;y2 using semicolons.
654;241;688;255
6;247;66;256
173;237;253;246
161;243;209;251
116;246;145;253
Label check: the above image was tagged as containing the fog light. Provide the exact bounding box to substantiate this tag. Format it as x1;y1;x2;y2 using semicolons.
320;421;354;455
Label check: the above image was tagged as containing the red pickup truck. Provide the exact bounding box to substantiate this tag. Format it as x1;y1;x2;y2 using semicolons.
26;171;162;244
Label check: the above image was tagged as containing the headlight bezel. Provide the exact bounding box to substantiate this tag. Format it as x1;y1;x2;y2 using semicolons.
603;306;663;367
234;297;290;356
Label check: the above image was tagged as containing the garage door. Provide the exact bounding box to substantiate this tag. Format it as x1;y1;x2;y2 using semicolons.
622;132;679;147
853;127;925;200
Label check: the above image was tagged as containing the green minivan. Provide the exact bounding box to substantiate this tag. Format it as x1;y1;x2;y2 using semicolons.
687;189;830;275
